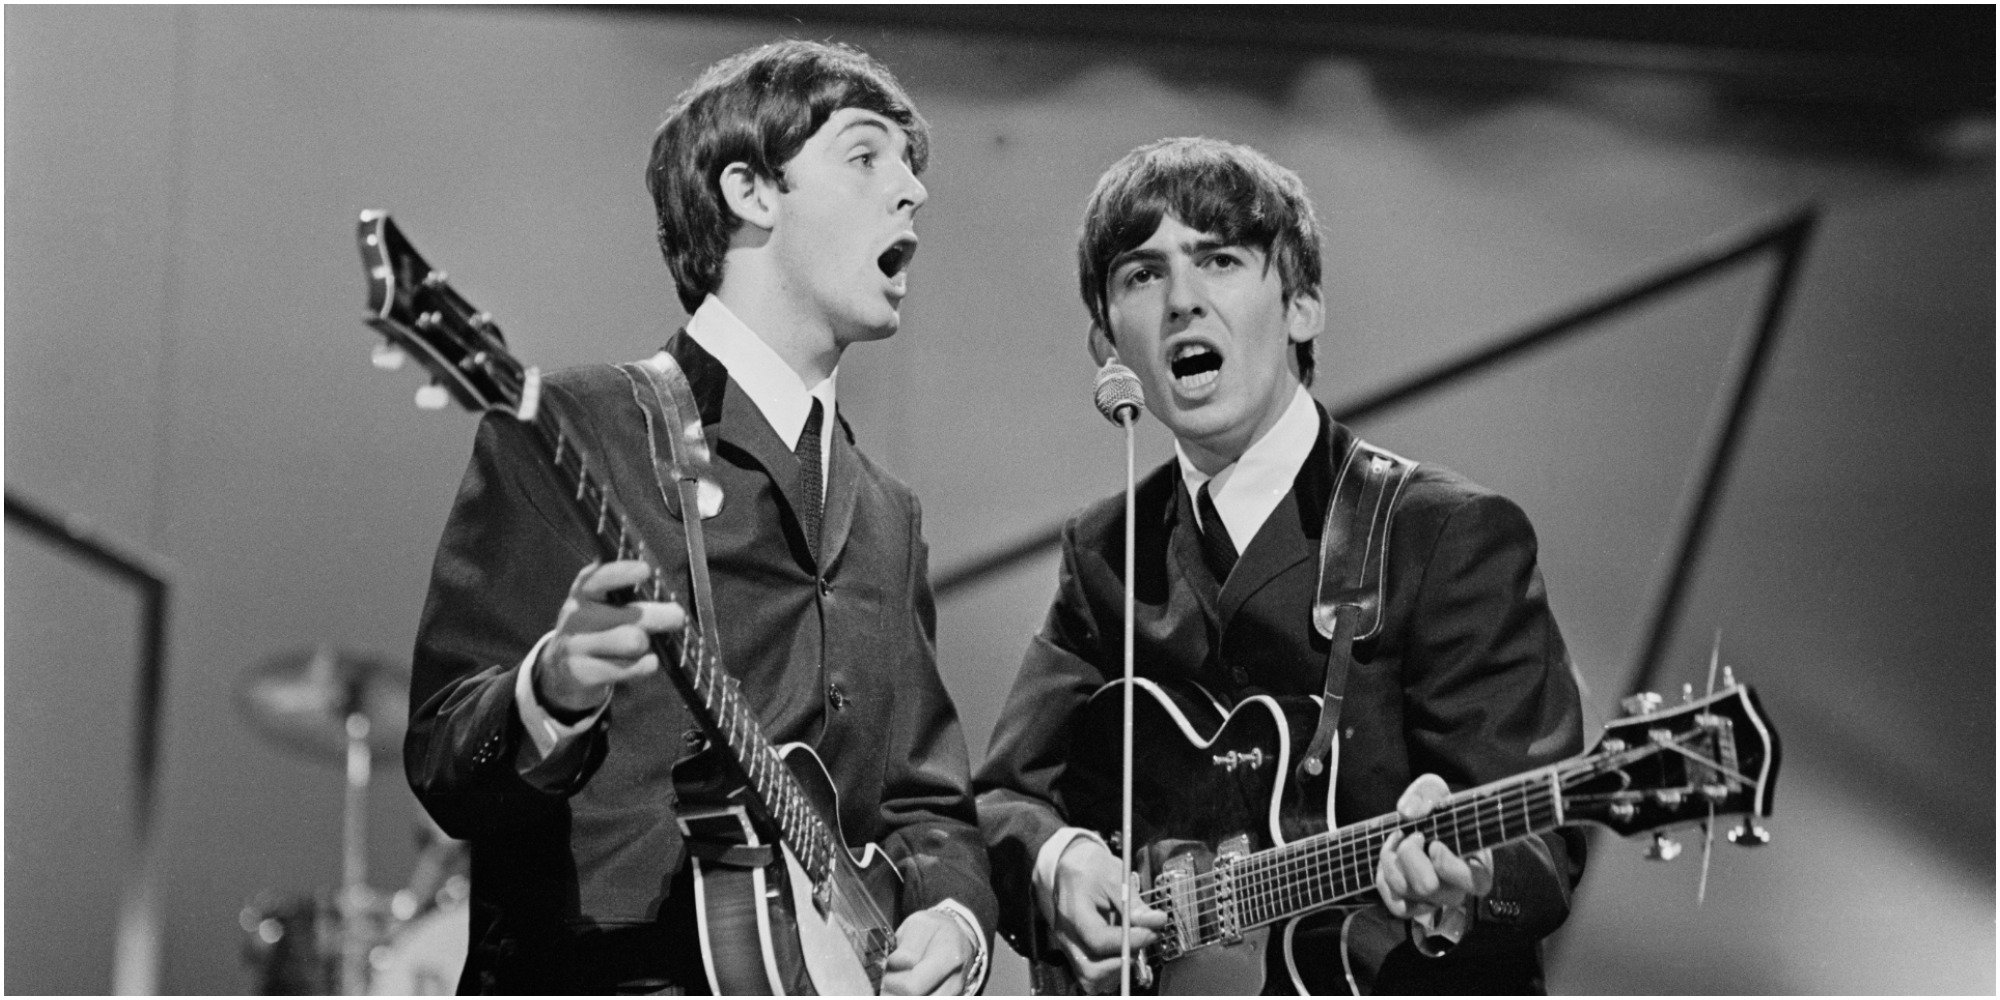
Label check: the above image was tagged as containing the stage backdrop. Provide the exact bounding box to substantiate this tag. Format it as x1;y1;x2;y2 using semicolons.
7;7;1991;993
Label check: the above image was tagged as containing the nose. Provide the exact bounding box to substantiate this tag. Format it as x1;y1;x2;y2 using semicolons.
896;163;927;215
1165;263;1207;322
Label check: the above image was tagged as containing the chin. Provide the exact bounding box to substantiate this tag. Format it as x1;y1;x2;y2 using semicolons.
838;314;900;345
1164;405;1247;455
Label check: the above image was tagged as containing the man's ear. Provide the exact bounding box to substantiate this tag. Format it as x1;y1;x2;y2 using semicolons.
1087;324;1118;367
717;161;780;231
1285;291;1325;346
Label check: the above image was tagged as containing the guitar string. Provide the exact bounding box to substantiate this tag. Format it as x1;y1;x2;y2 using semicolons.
1144;736;1723;945
1141;751;1703;946
1142;787;1560;942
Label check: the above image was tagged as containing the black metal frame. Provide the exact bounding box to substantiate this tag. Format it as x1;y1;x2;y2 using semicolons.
934;205;1819;695
5;490;170;993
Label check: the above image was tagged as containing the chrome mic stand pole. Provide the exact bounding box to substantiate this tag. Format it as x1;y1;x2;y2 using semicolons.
1118;403;1137;998
340;707;371;995
1094;359;1146;998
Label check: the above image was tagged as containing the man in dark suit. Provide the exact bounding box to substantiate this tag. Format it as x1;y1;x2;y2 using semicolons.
976;137;1586;993
407;41;994;994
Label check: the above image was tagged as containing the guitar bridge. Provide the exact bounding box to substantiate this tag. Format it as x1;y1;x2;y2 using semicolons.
1211;748;1266;771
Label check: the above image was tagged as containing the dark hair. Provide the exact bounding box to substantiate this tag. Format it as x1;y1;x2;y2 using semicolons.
647;40;930;312
1077;137;1323;384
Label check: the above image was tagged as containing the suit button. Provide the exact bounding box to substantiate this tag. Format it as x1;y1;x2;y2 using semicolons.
817;578;831;597
828;681;848;711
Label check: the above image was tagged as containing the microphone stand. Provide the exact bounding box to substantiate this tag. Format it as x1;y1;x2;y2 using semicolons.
1094;358;1146;997
1116;403;1137;999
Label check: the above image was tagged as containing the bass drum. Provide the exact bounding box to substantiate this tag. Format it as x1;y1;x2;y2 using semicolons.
368;899;467;996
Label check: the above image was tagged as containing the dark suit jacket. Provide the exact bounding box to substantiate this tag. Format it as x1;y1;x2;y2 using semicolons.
976;410;1584;994
407;332;996;992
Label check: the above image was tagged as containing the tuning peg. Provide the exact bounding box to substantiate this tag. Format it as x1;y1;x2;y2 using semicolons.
1727;821;1771;847
1620;692;1663;716
415;381;450;410
371;341;408;371
1644;832;1682;861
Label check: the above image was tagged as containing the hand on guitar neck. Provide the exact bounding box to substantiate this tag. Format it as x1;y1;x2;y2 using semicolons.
534;560;686;720
1375;773;1494;935
1044;834;1170;994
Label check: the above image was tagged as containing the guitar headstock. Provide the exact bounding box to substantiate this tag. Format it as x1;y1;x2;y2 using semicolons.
358;210;528;416
1561;682;1779;841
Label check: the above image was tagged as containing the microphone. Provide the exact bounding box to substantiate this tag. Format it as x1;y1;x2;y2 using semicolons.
1093;360;1144;426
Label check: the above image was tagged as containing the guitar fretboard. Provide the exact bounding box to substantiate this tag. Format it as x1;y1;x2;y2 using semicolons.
1149;768;1564;952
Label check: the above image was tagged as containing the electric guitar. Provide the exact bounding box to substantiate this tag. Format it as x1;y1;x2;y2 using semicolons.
359;211;902;994
1031;675;1780;995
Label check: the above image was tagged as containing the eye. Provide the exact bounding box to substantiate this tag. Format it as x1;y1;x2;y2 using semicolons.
1117;265;1158;290
1204;251;1244;271
851;147;878;168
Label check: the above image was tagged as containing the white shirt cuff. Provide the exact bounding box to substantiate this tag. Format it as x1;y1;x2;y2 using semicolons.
512;631;608;762
1033;827;1105;924
928;898;989;995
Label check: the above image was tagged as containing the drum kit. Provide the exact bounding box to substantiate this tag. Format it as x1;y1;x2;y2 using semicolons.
233;646;467;995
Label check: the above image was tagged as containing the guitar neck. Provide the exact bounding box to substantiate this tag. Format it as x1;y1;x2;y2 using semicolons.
1158;766;1565;943
517;401;848;886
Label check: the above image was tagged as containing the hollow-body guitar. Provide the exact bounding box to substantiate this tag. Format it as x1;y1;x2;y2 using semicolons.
1032;675;1779;994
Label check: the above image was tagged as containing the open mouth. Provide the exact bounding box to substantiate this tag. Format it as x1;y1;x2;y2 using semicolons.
877;236;918;279
1170;343;1223;390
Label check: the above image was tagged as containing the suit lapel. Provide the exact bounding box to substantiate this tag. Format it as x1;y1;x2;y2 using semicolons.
1217;409;1342;624
1217;489;1311;623
666;331;815;564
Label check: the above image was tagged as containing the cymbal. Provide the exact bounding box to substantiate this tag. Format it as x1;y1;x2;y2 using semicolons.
235;645;409;763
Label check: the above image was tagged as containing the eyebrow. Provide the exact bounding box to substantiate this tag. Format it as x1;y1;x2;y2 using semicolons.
835;117;896;142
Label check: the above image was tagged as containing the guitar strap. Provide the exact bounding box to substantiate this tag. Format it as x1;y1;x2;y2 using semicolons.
1296;436;1417;782
619;357;770;870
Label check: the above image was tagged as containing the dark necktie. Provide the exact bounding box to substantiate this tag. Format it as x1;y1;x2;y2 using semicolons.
1196;481;1237;579
796;397;824;555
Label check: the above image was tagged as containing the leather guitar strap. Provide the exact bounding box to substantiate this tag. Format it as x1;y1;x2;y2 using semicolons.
1297;437;1417;782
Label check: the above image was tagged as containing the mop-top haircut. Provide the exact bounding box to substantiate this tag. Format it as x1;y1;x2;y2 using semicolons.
646;39;931;313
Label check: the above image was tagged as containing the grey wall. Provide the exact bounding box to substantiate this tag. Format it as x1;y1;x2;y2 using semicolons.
6;7;1991;994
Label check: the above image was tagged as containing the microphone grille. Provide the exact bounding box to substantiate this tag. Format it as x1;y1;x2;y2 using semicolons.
1093;361;1145;425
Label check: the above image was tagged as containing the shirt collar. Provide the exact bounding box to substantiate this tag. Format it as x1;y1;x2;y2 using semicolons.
681;295;835;451
1176;386;1319;545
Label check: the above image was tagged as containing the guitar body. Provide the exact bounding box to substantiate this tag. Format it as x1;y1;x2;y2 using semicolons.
1048;677;1362;995
677;741;903;996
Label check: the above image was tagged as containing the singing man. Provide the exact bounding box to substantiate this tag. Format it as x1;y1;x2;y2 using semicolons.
976;137;1586;994
407;40;995;994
